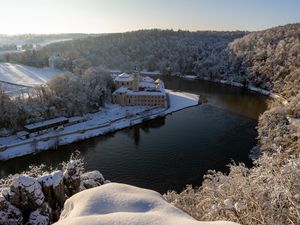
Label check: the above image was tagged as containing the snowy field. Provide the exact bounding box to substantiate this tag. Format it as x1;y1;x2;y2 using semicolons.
0;38;72;47
0;63;62;87
54;183;239;225
0;90;199;160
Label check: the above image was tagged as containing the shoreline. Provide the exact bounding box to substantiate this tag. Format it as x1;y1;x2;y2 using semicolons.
180;74;288;104
0;90;199;161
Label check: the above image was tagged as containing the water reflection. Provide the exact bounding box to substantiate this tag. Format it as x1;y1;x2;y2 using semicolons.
125;118;166;146
163;77;267;119
1;78;267;193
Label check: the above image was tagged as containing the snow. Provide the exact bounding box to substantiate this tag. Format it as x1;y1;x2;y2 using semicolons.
24;117;68;131
114;73;134;82
287;116;300;126
182;75;198;80
165;89;199;113
54;183;239;225
52;171;64;188
195;77;273;95
0;90;199;161
38;171;63;188
81;171;104;182
219;80;244;88
142;76;155;83
80;171;105;191
0;63;62;87
248;86;271;95
10;175;45;206
28;209;49;225
139;81;157;88
124;88;166;96
140;70;161;76
38;174;53;187
223;199;233;209
0;50;23;57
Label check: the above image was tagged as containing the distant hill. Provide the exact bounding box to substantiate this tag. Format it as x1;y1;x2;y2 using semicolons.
0;34;94;46
6;29;246;73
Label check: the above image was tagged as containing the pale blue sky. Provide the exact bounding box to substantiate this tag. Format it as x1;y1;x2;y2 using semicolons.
0;0;299;34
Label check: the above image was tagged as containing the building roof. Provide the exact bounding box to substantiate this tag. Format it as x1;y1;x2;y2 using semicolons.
114;87;128;94
16;130;29;137
142;76;155;83
113;87;165;96
138;82;157;89
24;117;69;131
114;73;134;82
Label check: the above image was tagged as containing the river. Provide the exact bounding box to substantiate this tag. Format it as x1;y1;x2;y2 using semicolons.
0;77;267;193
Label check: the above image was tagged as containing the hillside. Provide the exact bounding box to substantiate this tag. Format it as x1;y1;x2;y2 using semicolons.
0;63;62;87
6;30;246;73
225;23;300;91
166;23;300;225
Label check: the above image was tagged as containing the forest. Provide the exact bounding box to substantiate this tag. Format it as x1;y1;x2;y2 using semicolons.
5;29;246;73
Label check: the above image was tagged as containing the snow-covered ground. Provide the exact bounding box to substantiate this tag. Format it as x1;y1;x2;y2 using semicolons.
54;183;239;225
0;90;199;161
0;50;23;57
182;75;198;80
0;63;62;87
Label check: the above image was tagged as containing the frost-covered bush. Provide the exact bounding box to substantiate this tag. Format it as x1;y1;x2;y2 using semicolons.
166;153;300;225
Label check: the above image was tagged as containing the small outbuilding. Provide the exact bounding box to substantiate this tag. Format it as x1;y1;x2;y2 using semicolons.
24;117;69;134
48;55;65;69
16;131;30;140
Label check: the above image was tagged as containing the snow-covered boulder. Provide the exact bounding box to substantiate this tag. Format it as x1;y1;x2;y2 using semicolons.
54;183;239;225
38;171;65;221
7;175;45;212
63;160;81;197
0;192;23;225
27;208;50;225
79;170;105;190
38;171;65;206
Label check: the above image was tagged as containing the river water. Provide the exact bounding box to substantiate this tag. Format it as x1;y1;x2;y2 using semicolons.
0;77;267;193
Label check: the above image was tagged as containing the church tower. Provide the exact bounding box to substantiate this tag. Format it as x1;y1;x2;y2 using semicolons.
132;66;140;91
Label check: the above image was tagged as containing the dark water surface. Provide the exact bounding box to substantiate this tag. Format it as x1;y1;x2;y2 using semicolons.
0;78;267;193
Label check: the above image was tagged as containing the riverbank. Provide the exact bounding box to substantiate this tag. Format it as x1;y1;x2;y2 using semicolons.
0;90;199;161
204;78;289;104
178;75;289;105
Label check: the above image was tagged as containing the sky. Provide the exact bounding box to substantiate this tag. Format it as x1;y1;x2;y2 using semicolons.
0;0;299;34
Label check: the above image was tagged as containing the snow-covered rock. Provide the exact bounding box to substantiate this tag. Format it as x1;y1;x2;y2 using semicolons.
63;160;81;197
27;208;50;225
54;183;239;225
38;171;65;220
80;170;105;190
8;175;45;212
0;192;23;225
224;199;233;209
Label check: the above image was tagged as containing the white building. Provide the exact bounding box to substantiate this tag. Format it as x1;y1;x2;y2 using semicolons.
48;55;65;69
112;72;167;107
